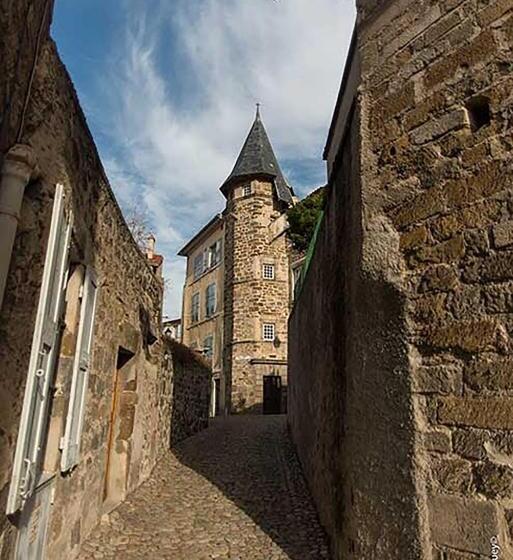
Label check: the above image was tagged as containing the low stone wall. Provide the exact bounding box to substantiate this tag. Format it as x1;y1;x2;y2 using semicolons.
167;339;211;446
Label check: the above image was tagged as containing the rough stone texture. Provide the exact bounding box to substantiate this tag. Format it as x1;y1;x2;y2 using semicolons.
223;178;292;413
167;339;212;446
181;120;295;416
0;3;173;558
78;416;329;560
289;0;513;558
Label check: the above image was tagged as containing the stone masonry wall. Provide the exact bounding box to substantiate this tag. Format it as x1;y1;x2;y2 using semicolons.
290;0;513;558
223;179;291;413
167;339;211;446
0;3;171;558
359;0;513;557
289;105;424;559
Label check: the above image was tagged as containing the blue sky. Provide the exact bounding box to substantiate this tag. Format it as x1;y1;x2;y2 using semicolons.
52;0;356;317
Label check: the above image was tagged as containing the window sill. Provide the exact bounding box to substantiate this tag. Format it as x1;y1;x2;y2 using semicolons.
188;311;223;329
191;261;222;285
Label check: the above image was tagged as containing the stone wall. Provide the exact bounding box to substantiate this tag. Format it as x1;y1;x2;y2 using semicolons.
223;179;292;413
0;2;171;558
290;0;513;558
167;339;212;446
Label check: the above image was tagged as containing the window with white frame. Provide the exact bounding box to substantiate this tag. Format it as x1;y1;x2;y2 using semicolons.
205;283;216;317
263;264;275;280
203;335;214;358
7;184;72;514
61;266;99;471
242;184;252;197
262;323;275;341
193;254;204;280
191;293;200;323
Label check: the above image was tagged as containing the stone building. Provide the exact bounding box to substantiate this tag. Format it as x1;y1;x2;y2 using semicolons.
180;109;296;415
289;0;513;558
0;2;176;558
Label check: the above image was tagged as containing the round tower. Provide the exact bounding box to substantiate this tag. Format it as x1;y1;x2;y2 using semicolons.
221;108;294;414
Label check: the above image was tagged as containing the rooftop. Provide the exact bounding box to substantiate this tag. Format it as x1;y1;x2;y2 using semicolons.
220;107;294;205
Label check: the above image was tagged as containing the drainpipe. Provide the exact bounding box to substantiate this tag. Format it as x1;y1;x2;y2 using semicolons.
0;144;39;312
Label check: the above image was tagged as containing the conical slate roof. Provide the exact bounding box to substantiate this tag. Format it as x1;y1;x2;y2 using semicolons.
221;108;294;205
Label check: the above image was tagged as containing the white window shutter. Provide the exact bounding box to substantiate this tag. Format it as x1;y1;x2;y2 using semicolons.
60;267;98;472
7;184;72;515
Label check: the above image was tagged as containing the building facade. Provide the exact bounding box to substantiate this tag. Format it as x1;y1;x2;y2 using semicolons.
0;2;174;558
289;1;513;558
180;110;296;415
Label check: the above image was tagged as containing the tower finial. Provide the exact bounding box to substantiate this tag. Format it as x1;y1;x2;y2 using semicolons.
256;102;261;119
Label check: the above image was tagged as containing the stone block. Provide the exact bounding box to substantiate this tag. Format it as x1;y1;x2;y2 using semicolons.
414;364;462;394
413;292;448;325
476;252;513;283
445;160;507;210
430;199;501;239
431;457;472;493
419;265;459;293
473;461;513;499
410;109;469;145
428;493;500;554
400;226;428;251
448;285;482;321
424;429;452;453
453;429;487;460
463;229;489;257
380;82;416;122
438;396;513;430
465;355;513;391
444;548;484;559
392;188;445;228
424;31;497;88
415;236;465;265
404;91;447;131
426;319;509;353
478;0;513;26
493;221;513;248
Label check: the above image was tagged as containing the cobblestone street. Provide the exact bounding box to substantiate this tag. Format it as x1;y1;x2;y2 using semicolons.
79;416;329;560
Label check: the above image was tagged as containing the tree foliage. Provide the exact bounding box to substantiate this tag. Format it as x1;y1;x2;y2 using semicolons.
286;187;326;252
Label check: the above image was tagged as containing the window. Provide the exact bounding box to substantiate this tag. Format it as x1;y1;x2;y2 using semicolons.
205;283;216;317
209;239;222;268
8;184;72;514
242;184;252;197
61;267;99;471
263;264;275;280
203;335;214;358
191;293;200;323
263;323;275;341
193;254;204;280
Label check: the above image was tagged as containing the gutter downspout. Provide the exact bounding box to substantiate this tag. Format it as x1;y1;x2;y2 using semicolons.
0;144;38;312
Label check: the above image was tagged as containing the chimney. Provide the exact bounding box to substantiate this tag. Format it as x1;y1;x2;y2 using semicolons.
146;234;156;260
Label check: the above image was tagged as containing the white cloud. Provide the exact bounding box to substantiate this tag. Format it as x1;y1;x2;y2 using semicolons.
98;0;355;317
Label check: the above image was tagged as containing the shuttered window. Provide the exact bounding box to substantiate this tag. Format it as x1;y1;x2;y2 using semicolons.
205;283;216;317
60;267;98;472
7;184;72;515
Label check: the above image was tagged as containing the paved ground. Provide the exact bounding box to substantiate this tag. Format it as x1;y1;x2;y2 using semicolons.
78;416;329;560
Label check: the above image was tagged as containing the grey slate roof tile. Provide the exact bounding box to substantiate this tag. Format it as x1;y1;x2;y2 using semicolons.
221;109;294;205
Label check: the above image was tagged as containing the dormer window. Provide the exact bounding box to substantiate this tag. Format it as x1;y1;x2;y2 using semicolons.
242;184;252;197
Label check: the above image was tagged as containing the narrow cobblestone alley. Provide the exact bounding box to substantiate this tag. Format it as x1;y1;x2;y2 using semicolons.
79;416;329;560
